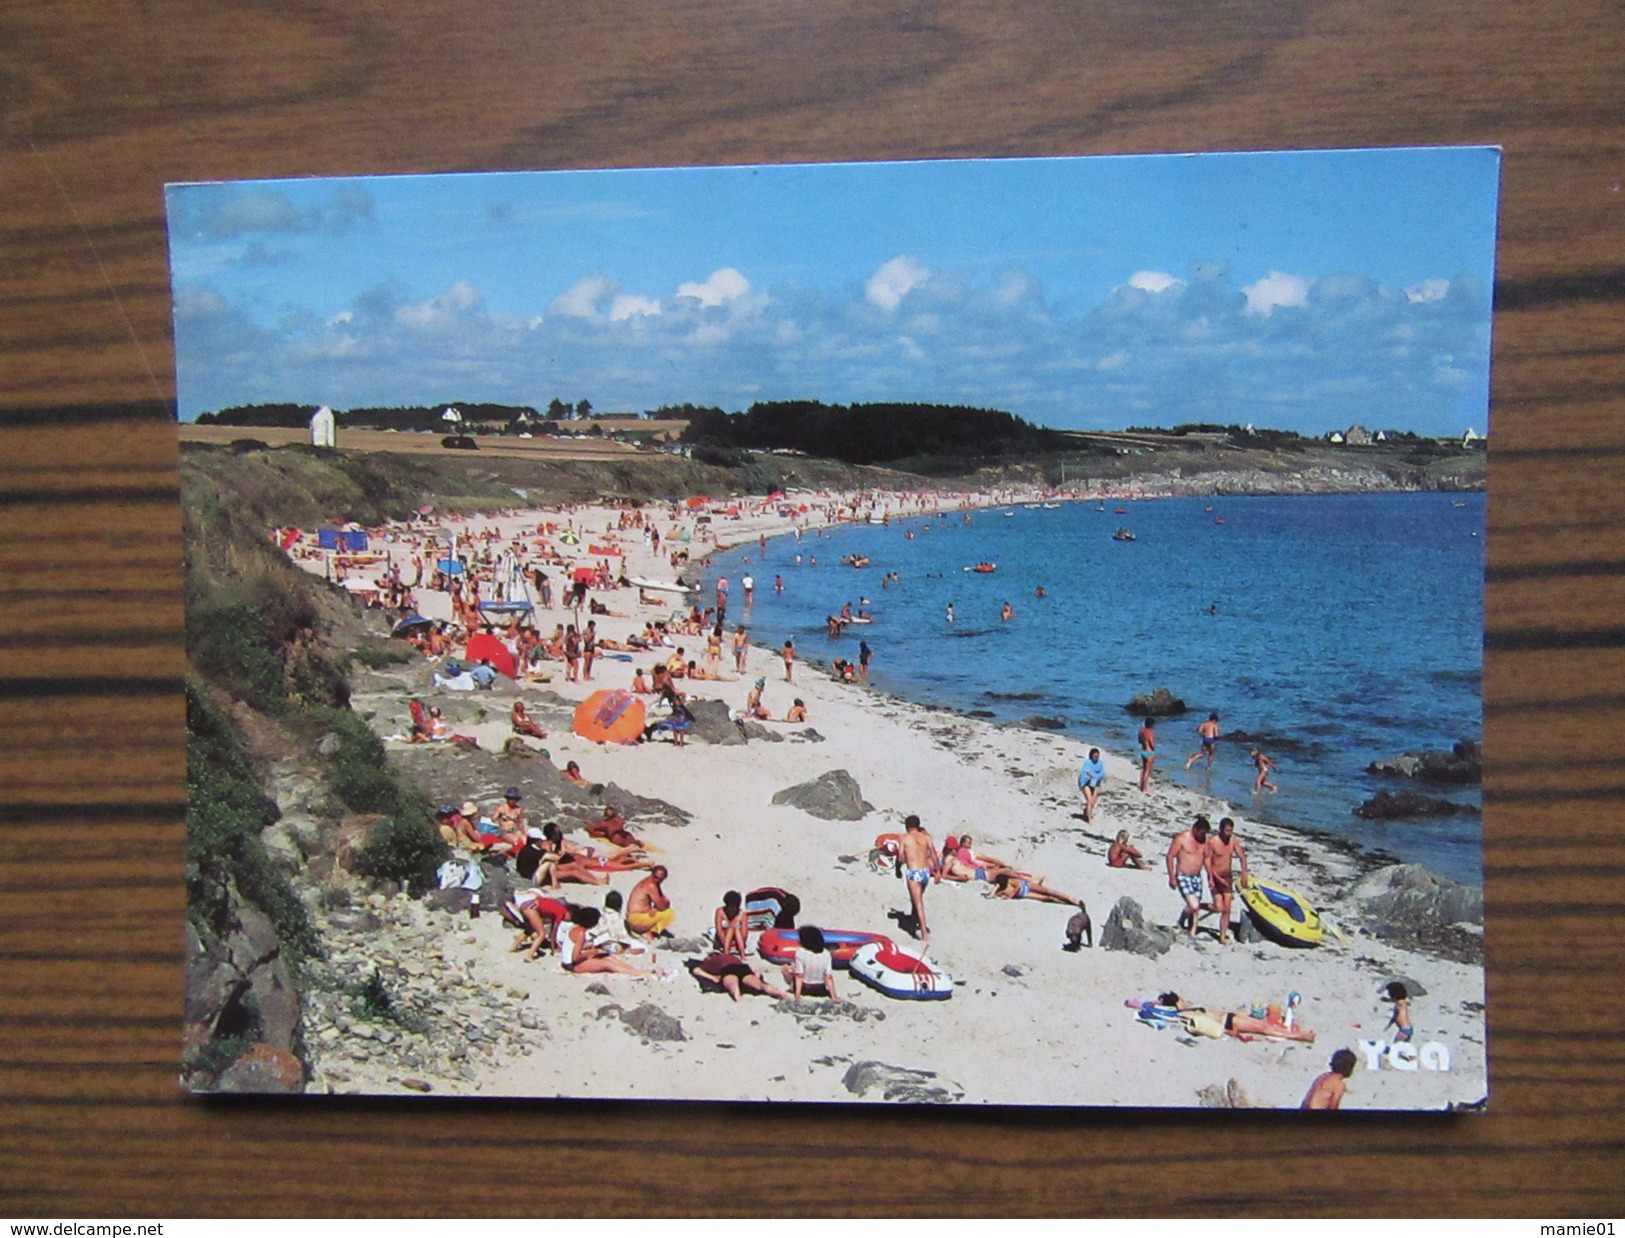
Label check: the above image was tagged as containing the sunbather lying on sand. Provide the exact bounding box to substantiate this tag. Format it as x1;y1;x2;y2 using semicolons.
1157;991;1317;1043
938;834;1020;884
690;953;787;1002
985;872;1082;907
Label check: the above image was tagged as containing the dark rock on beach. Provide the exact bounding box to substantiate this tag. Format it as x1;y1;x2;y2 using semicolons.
1354;789;1480;819
1367;739;1481;785
617;1003;687;1043
841;1060;963;1104
1348;863;1483;964
1124;687;1187;717
739;720;785;743
683;697;747;746
1024;715;1068;730
771;769;873;821
1099;897;1176;957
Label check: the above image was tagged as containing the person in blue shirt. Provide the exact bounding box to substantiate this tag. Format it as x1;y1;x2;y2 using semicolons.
1077;747;1106;823
469;659;497;689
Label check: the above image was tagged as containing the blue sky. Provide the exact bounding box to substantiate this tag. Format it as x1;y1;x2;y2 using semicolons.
166;148;1500;433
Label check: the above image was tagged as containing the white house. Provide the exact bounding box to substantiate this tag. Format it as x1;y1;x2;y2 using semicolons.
308;405;336;448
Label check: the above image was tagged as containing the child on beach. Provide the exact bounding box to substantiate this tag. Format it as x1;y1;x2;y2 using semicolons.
1251;747;1279;793
1385;980;1414;1043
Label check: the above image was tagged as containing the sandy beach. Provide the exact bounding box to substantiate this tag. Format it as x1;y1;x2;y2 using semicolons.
281;489;1487;1110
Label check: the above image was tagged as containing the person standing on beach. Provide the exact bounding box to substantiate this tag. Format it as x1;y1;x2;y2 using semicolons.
1204;816;1249;945
1251;747;1279;793
1077;747;1106;823
896;814;940;943
1137;717;1157;792
781;638;795;682
1301;1049;1358;1109
858;640;873;684
1185;712;1221;770
581;620;598;681
732;626;749;675
1166;816;1211;937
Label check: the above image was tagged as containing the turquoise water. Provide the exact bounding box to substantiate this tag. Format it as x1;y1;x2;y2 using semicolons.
704;492;1485;884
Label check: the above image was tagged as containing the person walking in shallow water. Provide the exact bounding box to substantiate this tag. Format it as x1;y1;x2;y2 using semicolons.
1185;712;1221;770
1251;747;1278;793
1137;717;1157;793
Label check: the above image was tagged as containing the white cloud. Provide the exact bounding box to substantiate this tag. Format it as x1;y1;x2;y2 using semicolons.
1242;270;1311;315
548;274;617;319
1406;278;1450;304
866;256;930;311
327;309;354;326
394;282;483;331
1125;270;1182;294
677;267;750;307
609;293;661;322
1096;350;1128;371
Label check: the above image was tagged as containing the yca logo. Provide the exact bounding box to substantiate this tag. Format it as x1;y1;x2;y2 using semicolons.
1357;1040;1451;1072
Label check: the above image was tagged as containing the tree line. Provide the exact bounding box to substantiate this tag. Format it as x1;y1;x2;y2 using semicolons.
678;400;1068;466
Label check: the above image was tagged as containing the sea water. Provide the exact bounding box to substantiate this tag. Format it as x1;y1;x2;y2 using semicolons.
702;492;1485;885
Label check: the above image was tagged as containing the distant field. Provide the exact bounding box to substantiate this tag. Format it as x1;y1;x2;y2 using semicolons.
178;423;659;461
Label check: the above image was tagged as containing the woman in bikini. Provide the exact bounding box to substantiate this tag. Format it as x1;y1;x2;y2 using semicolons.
986;871;1083;907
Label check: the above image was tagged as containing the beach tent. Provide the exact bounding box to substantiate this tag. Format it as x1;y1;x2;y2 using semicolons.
436;558;466;576
319;529;368;551
573;689;645;745
463;633;517;680
391;613;432;637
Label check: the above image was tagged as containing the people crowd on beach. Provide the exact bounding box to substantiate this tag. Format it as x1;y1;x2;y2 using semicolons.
280;485;1383;1106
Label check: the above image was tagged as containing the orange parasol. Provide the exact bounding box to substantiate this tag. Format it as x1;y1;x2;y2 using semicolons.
572;689;646;745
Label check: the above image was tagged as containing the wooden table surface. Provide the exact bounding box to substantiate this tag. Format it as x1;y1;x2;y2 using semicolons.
2;0;1621;1217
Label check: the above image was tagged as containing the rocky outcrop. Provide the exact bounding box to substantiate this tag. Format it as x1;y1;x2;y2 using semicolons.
1354;790;1480;819
683;697;746;746
1348;863;1484;964
771;770;873;820
841;1060;963;1104
1024;715;1068;730
183;878;305;1094
1099;897;1176;957
1124;687;1187;716
1367;739;1481;785
774;998;886;1024
597;1002;687;1043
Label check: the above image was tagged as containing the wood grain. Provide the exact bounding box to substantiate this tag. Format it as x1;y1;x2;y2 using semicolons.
2;0;1622;1217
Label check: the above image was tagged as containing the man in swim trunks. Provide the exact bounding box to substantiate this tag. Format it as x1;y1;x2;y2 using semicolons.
627;865;675;939
1137;717;1157;793
1204;816;1249;945
1185;712;1221;770
1077;747;1106;823
896;814;940;943
1166;816;1212;937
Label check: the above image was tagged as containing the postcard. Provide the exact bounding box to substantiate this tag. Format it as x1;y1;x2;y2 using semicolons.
170;148;1497;1107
